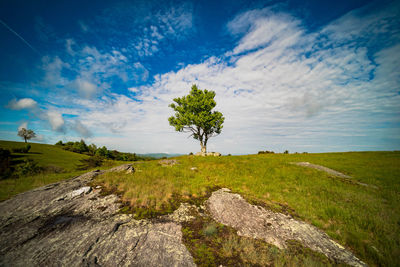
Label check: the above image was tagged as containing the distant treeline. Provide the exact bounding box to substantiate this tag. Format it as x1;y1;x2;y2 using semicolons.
55;140;154;161
258;150;275;154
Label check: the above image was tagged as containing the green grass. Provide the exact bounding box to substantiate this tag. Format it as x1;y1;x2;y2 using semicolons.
93;151;400;266
0;140;89;171
0;140;125;201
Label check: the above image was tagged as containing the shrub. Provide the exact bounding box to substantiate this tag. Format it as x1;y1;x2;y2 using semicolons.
203;223;218;236
189;152;193;155
55;140;63;146
258;150;274;154
14;159;42;177
284;150;289;154
11;144;31;153
0;148;12;179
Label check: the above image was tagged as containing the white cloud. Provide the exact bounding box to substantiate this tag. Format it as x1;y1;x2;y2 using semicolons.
7;98;38;110
44;110;64;132
72;120;92;138
75;79;97;98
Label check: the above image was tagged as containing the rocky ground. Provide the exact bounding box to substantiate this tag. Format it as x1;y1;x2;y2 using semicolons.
0;164;366;266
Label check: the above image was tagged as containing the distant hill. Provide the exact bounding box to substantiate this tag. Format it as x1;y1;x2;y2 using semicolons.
0;140;88;171
138;153;183;159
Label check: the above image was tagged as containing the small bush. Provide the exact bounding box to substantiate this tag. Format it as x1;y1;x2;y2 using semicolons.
77;156;104;170
203;223;218;236
0;148;12;179
258;150;274;154
284;150;289;154
55;140;63;146
11;144;31;153
14;159;42;177
189;152;193;155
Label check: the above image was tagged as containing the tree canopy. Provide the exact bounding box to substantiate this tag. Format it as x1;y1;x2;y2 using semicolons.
17;128;36;143
168;84;224;153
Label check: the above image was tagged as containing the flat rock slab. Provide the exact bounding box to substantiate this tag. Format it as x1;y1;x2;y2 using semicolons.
291;162;351;178
206;188;367;267
0;166;194;267
292;162;378;189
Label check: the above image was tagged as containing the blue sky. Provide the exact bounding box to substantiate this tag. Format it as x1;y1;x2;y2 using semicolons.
0;0;399;154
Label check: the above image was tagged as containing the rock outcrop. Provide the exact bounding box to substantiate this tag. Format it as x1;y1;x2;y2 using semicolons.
291;162;351;178
291;162;378;189
206;188;367;267
0;166;194;267
194;152;221;157
158;159;178;166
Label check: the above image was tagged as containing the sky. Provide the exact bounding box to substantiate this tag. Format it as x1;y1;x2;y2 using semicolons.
0;0;399;154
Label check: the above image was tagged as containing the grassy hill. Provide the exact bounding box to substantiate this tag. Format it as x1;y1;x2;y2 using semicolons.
0;140;89;171
93;151;400;266
0;140;123;201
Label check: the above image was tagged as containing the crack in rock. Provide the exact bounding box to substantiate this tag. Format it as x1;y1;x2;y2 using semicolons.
206;188;367;267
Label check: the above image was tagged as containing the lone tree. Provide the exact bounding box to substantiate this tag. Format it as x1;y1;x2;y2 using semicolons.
18;128;36;143
168;84;224;153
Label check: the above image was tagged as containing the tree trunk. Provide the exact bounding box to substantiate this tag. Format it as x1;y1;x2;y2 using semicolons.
24;137;27;143
201;143;206;153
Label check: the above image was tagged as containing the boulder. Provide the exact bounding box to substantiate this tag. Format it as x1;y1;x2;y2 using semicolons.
206;188;366;267
158;159;178;166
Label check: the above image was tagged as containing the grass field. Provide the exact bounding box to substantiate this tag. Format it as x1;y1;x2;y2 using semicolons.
93;151;400;266
0;140;123;201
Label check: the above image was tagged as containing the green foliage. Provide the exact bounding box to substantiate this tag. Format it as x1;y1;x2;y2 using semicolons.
77;156;104;170
14;159;42;176
55;140;63;146
0;148;12;179
284;150;289;154
56;140;146;161
17;128;36;143
203;223;218;236
11;144;31;153
88;143;97;156
168;84;224;152
258;150;274;154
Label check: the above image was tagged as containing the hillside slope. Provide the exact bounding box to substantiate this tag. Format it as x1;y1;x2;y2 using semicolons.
0;140;121;201
0;140;89;171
